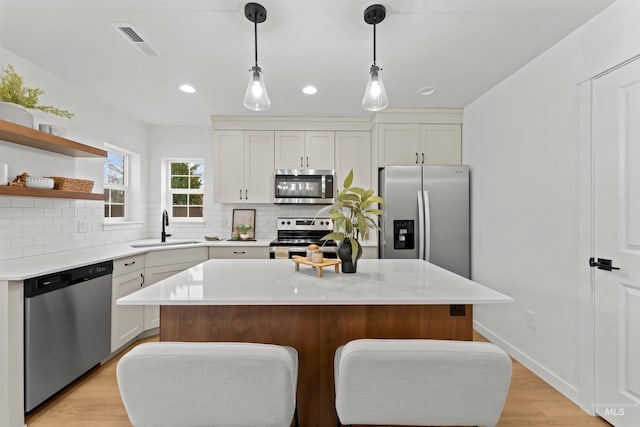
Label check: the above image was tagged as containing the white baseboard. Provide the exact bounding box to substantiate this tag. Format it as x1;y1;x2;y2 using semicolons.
473;320;585;410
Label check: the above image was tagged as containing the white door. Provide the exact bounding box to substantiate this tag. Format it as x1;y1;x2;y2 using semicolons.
593;58;640;426
214;131;245;203
377;124;420;166
304;131;335;169
420;124;461;165
245;131;274;203
274;131;305;169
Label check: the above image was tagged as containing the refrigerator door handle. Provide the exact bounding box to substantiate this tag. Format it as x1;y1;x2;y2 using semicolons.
423;190;431;262
418;191;425;260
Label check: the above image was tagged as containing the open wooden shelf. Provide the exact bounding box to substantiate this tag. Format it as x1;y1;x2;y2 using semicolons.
0;186;104;201
0;119;106;158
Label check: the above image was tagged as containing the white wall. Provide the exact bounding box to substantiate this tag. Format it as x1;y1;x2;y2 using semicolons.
464;0;640;410
0;47;149;260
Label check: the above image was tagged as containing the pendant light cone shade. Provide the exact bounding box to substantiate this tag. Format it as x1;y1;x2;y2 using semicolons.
243;3;270;111
362;4;388;111
243;66;270;111
362;64;388;111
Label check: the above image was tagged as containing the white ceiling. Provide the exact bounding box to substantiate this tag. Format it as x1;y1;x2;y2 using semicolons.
0;0;616;126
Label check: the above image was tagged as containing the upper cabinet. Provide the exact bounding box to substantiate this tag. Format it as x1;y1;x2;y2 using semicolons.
275;131;335;170
377;123;461;166
335;131;372;191
214;130;275;203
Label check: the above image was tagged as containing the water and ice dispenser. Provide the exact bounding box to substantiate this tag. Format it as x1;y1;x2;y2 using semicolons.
393;220;415;250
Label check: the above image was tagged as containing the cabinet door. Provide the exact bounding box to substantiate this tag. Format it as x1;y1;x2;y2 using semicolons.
245;131;275;203
275;131;305;169
420;124;461;165
111;270;144;352
214;131;245;203
378;124;420;166
305;131;335;169
335;131;371;191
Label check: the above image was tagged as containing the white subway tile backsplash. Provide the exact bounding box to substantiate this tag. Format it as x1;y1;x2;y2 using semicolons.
11;217;33;227
0;199;11;207
22;246;44;257
22;208;44;217
11;236;34;248
11;198;34;208
43;208;62;217
34;199;54;208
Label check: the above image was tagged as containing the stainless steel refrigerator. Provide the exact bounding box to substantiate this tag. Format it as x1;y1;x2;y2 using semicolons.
378;165;470;278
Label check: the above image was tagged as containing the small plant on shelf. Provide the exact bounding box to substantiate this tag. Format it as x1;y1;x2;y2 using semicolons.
0;64;74;119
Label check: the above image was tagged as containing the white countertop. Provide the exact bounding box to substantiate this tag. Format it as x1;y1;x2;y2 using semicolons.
118;259;513;306
0;238;273;281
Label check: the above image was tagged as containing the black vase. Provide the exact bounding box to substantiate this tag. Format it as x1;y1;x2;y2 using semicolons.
337;238;362;273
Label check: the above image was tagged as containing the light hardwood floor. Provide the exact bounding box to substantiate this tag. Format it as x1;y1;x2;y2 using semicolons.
25;333;611;427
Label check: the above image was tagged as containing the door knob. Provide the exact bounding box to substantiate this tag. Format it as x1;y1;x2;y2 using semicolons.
589;257;620;271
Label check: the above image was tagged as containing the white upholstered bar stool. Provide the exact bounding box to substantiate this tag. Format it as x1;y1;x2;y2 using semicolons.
117;342;299;427
334;339;512;427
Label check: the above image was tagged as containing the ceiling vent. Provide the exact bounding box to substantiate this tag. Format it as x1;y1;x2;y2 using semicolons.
110;23;160;57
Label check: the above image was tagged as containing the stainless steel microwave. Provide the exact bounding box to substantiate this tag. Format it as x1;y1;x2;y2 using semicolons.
274;169;335;204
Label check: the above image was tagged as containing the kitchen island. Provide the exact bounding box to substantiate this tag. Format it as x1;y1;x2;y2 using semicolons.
119;258;512;427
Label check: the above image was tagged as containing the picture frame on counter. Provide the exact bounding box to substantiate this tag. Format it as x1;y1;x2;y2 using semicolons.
231;209;256;240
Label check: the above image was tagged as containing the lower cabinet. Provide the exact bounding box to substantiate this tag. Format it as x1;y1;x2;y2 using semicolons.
209;246;269;259
143;247;208;329
111;256;145;352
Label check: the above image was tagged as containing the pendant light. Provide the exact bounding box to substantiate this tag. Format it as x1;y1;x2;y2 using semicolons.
362;4;389;111
243;2;271;111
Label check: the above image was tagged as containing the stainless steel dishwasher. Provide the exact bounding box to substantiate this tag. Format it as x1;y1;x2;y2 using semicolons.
24;261;112;412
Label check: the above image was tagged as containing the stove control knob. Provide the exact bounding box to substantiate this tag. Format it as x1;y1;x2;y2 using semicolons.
281;221;285;225
287;221;291;225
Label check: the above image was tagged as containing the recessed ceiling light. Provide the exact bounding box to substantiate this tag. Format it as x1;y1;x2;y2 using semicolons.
302;85;318;95
417;86;436;96
179;84;196;93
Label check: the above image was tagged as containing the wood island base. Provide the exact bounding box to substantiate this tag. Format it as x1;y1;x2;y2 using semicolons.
160;304;473;427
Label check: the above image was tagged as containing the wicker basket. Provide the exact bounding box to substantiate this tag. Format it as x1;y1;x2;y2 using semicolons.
50;176;94;193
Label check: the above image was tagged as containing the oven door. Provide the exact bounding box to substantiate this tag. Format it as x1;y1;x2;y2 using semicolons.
274;169;334;204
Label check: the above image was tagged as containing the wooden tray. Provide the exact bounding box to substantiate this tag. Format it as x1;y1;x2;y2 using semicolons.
292;255;341;277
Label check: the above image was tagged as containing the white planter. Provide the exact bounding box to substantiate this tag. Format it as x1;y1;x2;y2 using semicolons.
0;102;34;128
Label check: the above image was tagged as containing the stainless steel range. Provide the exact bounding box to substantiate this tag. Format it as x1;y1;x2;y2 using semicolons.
269;217;337;259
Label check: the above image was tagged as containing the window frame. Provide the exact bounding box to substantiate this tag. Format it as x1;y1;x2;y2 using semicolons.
166;159;205;222
104;148;129;222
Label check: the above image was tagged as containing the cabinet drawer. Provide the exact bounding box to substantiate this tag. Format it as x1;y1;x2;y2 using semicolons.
113;270;145;298
113;254;145;277
209;246;269;259
145;247;208;267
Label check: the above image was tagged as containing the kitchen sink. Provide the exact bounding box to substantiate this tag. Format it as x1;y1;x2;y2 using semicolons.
130;240;202;248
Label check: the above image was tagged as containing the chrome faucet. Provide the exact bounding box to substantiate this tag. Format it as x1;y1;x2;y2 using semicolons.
161;209;171;242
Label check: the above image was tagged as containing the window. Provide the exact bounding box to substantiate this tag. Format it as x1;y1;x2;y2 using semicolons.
104;150;128;219
169;160;204;218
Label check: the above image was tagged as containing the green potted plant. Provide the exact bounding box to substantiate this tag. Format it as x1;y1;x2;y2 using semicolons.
0;64;73;128
237;224;252;240
319;169;385;273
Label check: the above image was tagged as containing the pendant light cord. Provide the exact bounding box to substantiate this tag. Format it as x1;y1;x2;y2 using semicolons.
254;20;258;67
373;23;376;64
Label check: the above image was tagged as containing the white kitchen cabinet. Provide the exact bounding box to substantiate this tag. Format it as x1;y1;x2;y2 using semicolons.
214;130;275;203
111;255;145;352
275;131;335;170
209;246;269;259
378;124;461;166
335;131;372;190
143;247;208;329
420;124;461;165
